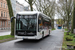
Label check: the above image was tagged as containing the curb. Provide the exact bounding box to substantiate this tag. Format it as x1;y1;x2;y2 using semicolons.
0;38;14;43
0;30;11;32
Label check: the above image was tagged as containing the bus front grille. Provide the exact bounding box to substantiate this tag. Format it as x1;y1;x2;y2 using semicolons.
16;31;36;36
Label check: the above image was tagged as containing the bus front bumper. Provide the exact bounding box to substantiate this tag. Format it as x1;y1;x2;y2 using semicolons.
15;36;40;40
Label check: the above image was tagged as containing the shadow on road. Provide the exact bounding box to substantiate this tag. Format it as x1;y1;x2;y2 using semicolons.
13;35;51;49
15;35;51;43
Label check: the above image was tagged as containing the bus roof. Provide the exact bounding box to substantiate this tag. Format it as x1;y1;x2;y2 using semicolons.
17;11;51;19
17;11;40;15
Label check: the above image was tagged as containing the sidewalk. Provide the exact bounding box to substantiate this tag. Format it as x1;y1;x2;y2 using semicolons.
0;30;11;36
50;28;64;50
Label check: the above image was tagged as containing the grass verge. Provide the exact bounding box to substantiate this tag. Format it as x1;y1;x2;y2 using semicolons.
0;35;14;43
52;28;56;30
62;32;75;50
65;29;68;31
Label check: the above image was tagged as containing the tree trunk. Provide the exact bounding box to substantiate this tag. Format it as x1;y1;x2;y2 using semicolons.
63;19;65;29
30;4;33;11
51;19;54;29
71;0;75;33
67;16;69;29
28;0;33;11
6;0;14;36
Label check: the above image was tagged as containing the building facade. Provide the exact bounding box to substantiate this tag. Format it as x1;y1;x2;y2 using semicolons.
0;0;10;30
10;0;16;17
11;1;29;17
24;6;29;11
16;1;25;13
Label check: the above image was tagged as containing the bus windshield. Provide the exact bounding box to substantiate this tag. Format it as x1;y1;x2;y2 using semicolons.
16;14;37;31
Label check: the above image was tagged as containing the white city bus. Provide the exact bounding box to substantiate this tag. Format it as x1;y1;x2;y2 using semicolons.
11;11;51;40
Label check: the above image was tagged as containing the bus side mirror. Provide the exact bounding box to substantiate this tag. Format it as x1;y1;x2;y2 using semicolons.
38;19;41;24
11;17;15;22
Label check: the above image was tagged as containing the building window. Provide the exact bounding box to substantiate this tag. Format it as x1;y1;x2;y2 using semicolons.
4;12;5;17
1;11;3;17
6;4;7;9
8;14;9;17
1;21;2;27
6;12;7;17
4;21;5;27
6;21;7;27
8;21;10;26
4;3;5;8
2;21;5;27
1;2;2;7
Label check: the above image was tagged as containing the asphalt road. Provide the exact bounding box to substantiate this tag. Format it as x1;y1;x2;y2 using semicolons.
0;29;64;50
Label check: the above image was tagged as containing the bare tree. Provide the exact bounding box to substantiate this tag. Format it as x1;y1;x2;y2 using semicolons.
35;0;56;29
57;0;73;29
71;0;75;33
25;0;36;11
6;0;14;36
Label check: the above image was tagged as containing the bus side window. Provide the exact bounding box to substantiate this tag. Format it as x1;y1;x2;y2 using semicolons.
44;22;48;29
38;16;43;32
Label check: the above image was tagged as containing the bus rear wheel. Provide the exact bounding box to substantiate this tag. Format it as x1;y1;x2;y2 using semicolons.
42;32;44;38
48;30;50;36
